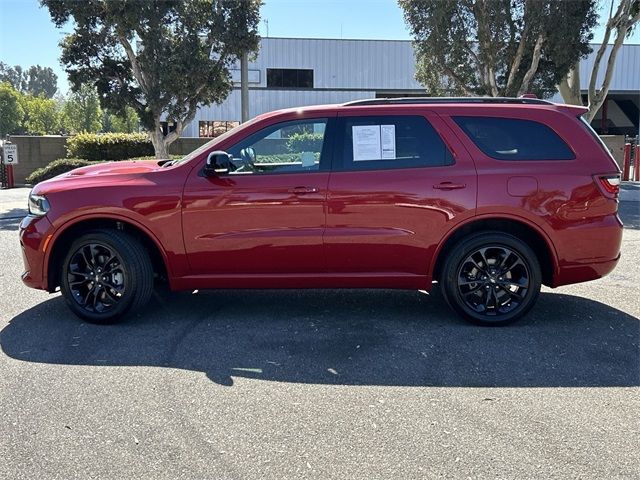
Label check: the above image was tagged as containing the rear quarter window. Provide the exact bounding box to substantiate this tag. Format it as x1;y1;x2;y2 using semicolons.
453;116;575;161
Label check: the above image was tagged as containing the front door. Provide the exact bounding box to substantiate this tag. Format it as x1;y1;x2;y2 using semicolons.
182;117;333;275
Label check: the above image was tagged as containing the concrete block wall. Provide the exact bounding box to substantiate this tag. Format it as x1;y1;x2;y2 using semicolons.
9;136;68;184
600;135;627;170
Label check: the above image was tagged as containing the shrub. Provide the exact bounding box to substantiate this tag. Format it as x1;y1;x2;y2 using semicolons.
66;132;154;161
26;158;99;184
255;153;320;164
286;132;324;153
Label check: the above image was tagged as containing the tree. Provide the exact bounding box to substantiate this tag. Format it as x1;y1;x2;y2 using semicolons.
112;106;140;133
0;62;58;98
62;84;103;133
0;63;26;92
399;0;598;98
21;95;61;135
24;65;59;98
42;0;262;158
0;82;24;136
558;0;639;121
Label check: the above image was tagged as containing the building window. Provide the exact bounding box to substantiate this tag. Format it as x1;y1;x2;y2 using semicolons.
199;121;240;138
160;121;177;136
266;68;314;89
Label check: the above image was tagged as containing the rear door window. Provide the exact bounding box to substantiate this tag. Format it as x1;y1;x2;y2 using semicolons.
337;115;454;171
453;116;574;161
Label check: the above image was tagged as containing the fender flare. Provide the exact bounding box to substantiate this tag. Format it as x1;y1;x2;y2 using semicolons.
428;213;560;280
43;212;173;287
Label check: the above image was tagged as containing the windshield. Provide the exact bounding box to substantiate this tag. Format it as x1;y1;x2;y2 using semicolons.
170;116;264;166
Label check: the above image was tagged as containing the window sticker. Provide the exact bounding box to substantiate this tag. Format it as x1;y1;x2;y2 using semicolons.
353;125;381;161
352;124;396;161
380;125;396;159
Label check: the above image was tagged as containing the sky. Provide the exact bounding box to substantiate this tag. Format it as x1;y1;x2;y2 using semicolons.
1;0;638;95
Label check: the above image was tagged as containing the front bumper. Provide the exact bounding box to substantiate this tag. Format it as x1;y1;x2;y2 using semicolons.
19;215;54;290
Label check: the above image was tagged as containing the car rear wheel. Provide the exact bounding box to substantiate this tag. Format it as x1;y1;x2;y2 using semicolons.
60;229;154;324
440;232;541;326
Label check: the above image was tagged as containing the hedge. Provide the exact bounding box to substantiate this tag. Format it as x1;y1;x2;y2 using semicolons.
26;158;99;185
66;132;154;161
286;132;324;153
255;153;320;164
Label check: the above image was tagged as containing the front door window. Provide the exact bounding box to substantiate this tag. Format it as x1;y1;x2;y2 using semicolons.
225;119;329;174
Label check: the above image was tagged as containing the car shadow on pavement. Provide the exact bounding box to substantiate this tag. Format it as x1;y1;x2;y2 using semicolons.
0;215;23;231
2;289;638;388
619;201;640;230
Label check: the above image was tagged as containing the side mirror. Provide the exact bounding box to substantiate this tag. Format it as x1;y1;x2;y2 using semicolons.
204;150;232;176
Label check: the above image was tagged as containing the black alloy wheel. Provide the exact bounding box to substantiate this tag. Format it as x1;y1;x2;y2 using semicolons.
66;243;126;314
441;232;541;326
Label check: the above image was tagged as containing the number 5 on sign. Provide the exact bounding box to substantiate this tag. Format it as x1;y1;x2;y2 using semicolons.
2;144;18;165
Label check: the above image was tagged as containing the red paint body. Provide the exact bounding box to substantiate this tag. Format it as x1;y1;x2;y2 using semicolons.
19;102;623;294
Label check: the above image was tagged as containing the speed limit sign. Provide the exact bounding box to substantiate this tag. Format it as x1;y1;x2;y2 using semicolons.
2;144;18;165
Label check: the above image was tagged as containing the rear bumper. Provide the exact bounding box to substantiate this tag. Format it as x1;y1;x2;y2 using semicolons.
553;254;620;287
19;215;54;291
552;214;623;287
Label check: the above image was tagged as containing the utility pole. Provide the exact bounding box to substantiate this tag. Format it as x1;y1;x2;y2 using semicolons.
240;51;249;123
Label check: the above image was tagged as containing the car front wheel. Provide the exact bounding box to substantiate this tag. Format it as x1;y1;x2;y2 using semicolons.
60;229;154;324
440;232;542;326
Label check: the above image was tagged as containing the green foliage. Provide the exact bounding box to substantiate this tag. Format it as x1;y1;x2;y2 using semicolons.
0;62;58;98
62;84;102;133
286;132;324;153
399;0;598;98
255;153;320;164
102;106;140;133
21;94;61;135
66;132;154;161
42;0;262;157
24;65;58;98
26;158;97;184
0;82;24;136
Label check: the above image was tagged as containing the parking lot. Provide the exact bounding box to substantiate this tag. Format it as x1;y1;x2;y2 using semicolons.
0;186;638;479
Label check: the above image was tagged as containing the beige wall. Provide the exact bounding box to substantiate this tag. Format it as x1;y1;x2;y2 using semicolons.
8;136;68;184
168;137;210;155
599;135;627;170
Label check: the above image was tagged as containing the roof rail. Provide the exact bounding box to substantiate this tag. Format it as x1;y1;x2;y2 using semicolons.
343;97;553;107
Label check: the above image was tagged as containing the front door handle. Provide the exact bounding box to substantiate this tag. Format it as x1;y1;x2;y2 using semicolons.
288;186;319;194
433;182;466;190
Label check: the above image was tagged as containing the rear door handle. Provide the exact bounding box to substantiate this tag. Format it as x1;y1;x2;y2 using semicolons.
288;186;319;194
433;182;466;190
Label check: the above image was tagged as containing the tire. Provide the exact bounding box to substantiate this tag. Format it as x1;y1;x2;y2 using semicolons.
440;231;541;326
60;229;154;324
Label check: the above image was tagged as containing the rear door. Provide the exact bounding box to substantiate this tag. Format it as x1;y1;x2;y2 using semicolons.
325;110;477;279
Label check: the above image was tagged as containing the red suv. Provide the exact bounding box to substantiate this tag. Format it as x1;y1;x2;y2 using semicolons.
19;98;622;326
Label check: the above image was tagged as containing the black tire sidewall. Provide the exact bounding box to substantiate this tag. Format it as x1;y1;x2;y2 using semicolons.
441;232;542;326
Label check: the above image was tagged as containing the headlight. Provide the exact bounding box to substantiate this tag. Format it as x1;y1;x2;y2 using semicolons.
28;193;50;216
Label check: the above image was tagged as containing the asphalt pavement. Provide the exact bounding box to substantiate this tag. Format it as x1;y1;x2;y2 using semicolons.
0;186;638;479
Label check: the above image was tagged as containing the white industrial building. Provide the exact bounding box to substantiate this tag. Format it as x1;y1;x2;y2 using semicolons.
180;37;640;138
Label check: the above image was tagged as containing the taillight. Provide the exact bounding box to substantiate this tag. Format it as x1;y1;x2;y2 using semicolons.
594;174;621;199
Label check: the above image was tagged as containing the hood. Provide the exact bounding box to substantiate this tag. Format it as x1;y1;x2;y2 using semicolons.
33;160;166;195
64;160;163;177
